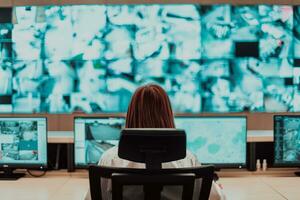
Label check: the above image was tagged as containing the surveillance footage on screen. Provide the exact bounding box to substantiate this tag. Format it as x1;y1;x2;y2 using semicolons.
0;5;299;113
274;116;300;164
0;120;38;163
175;117;247;165
74;118;125;165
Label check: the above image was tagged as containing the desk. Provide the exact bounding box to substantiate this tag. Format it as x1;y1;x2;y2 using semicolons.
247;130;273;171
247;130;273;142
218;168;298;177
0;171;89;200
47;130;274;144
48;131;74;172
48;131;74;143
221;176;300;200
0;170;299;200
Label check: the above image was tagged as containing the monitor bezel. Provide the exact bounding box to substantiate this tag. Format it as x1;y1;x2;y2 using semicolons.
0;116;48;169
174;115;248;169
73;115;126;168
273;115;300;167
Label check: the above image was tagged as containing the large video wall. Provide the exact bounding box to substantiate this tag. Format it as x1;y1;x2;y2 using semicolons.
0;5;299;113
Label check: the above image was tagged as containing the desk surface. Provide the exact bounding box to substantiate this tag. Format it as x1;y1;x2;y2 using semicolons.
47;130;274;144
48;131;73;144
0;170;299;200
247;130;273;142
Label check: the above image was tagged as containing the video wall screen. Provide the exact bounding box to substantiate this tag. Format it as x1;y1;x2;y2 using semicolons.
0;5;299;113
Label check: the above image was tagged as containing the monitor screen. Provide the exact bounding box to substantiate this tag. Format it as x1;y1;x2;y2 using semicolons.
175;116;247;167
0;4;298;113
74;117;125;166
274;115;300;166
0;117;47;167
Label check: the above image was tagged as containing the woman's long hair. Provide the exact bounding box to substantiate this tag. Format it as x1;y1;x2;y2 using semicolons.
125;84;175;128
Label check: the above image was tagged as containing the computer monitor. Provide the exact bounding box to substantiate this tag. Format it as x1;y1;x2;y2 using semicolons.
74;116;125;167
274;115;300;167
175;116;247;168
0;117;47;179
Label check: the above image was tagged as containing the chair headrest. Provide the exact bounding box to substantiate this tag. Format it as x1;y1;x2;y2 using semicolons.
118;129;186;169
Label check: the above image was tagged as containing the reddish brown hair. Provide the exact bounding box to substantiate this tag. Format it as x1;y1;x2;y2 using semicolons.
125;84;175;128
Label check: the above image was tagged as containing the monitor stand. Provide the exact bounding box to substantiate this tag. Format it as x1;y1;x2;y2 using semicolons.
0;168;25;180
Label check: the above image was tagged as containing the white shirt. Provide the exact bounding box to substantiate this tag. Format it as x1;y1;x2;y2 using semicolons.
85;146;226;200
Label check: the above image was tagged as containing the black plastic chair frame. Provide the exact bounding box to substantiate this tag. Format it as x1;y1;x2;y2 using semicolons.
89;165;215;200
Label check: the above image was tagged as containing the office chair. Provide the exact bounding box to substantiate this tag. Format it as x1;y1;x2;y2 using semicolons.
89;129;215;200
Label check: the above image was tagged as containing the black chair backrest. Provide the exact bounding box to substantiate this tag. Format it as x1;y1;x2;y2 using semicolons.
89;165;215;200
118;129;187;169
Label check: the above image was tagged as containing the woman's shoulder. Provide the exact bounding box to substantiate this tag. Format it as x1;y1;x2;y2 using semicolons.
185;150;200;166
162;150;199;168
98;146;119;166
186;150;197;160
99;147;199;168
180;150;200;167
99;146;145;168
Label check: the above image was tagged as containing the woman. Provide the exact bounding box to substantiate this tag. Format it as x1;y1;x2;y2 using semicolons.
85;84;226;200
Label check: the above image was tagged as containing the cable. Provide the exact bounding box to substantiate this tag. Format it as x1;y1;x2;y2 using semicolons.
26;169;47;177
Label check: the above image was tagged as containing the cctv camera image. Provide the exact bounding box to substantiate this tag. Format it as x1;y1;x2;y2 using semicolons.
0;5;298;113
75;116;246;166
0;118;47;165
274;116;300;165
175;117;247;165
74;117;125;165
